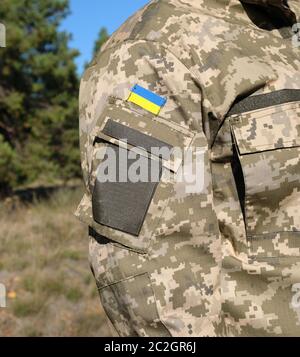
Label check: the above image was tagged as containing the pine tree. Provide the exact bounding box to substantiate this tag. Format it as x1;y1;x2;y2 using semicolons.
84;27;109;69
93;27;109;56
0;0;80;196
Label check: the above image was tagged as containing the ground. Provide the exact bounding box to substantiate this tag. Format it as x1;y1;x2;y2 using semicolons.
0;186;116;337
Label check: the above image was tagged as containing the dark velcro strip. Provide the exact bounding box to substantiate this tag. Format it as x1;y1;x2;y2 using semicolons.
92;144;162;237
228;89;300;116
102;119;173;160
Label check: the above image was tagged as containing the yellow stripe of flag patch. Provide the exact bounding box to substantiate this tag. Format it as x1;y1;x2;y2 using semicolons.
128;92;161;115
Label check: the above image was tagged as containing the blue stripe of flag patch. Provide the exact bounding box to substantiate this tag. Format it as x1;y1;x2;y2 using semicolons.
131;84;167;107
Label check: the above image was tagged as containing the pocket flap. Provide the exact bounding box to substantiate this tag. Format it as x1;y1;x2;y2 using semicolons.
91;98;195;172
231;102;300;155
76;98;195;252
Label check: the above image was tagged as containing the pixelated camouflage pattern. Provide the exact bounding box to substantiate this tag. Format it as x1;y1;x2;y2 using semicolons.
231;102;300;153
76;0;300;336
230;104;300;258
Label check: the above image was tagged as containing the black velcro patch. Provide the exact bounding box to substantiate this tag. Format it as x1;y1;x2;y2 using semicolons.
92;143;162;237
102;119;173;161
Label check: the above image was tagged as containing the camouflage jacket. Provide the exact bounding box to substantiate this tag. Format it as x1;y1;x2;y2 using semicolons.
76;0;300;336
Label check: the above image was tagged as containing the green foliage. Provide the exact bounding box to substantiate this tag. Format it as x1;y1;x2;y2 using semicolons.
93;27;109;56
0;134;19;194
84;27;109;69
65;286;83;302
0;0;80;195
12;295;46;317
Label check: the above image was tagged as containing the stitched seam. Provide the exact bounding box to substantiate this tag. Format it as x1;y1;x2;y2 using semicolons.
249;230;300;238
238;102;300;120
97;272;148;291
109;96;194;137
234;126;300;152
86;38;209;116
229;98;300;117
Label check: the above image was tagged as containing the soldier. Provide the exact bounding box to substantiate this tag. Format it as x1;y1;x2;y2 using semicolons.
76;0;300;336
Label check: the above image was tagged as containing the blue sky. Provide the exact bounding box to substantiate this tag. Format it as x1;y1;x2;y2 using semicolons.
61;0;149;74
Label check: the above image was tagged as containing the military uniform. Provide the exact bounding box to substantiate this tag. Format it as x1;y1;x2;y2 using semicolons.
76;0;300;336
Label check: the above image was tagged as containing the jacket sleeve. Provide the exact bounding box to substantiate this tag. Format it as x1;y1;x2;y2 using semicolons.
76;40;206;227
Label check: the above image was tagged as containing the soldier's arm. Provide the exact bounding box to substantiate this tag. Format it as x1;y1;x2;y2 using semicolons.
76;40;211;237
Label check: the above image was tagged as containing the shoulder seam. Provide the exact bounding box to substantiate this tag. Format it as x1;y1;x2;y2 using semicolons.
85;37;206;109
89;38;202;86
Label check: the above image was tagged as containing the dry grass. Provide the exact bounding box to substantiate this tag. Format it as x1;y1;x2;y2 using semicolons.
0;186;116;337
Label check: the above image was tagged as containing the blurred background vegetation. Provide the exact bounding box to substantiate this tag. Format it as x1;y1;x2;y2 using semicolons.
0;0;109;196
0;0;114;336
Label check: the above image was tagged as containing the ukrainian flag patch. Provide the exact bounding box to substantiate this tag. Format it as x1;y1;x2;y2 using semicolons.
127;84;167;116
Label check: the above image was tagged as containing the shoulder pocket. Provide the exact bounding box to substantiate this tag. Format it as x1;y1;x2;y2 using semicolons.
230;100;300;258
77;97;195;253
